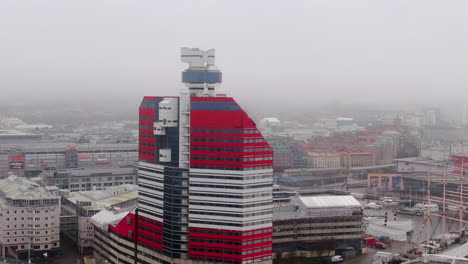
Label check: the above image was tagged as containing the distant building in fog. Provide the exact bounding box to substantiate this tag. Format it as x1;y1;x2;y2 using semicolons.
336;117;355;127
0;143;137;178
307;152;341;168
341;152;375;168
422;126;464;144
42;167;137;192
269;140;294;170
0;130;43;143
259;117;281;131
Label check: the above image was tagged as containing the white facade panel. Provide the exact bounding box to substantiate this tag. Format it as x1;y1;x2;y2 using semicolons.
189;222;272;232
139;196;163;206
189;196;272;204
189;186;273;194
158;98;178;127
189;204;272;213
138;178;164;188
159;149;172;163
138;211;163;223
139;203;163;215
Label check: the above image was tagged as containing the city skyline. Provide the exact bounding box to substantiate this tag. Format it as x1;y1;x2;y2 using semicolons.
1;1;468;263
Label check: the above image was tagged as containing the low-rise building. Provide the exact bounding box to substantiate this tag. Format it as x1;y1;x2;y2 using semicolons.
0;175;60;260
341;152;375;168
270;141;294;171
374;135;395;165
60;184;138;254
0;130;43;143
307;152;341;168
0;143;138;178
394;157;443;173
422;126;464;144
91;207;137;264
273;195;362;261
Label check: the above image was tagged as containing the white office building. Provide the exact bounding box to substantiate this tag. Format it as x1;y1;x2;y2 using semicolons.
0;175;60;260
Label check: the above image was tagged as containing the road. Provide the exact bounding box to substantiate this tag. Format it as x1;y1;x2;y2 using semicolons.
344;242;406;264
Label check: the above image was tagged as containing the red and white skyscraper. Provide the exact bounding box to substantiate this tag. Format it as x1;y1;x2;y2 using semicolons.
137;48;274;264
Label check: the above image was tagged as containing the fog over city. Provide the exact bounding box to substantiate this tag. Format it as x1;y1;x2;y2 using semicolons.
1;0;468;118
3;1;468;264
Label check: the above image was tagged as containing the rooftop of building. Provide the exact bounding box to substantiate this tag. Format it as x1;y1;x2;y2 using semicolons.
0;175;60;201
307;152;342;157
0;130;39;136
273;194;362;221
299;195;362;209
307;151;373;156
91;206;136;230
260;117;280;123
65;184;138;210
15;124;52;130
394;157;446;166
53;166;136;176
451;153;468;158
401;173;468;184
0;130;26;135
0;142;137;153
348;152;373;155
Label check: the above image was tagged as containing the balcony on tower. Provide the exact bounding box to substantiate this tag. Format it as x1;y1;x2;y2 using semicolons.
159;149;172;163
158;98;178;127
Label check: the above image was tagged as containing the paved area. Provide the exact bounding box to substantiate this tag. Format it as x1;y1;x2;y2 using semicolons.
48;238;83;264
345;196;463;264
344;241;408;264
362;205;462;243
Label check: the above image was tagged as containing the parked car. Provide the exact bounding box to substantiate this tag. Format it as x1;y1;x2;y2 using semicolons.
378;197;398;206
398;207;423;216
365;202;383;209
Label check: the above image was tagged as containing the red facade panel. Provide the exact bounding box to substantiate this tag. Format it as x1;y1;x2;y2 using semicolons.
109;213;136;242
137;216;164;251
191;110;256;128
188;227;272;261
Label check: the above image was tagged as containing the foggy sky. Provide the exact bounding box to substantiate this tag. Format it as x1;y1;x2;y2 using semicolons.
1;0;468;111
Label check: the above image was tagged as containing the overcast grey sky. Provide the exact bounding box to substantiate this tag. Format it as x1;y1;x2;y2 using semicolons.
1;0;467;109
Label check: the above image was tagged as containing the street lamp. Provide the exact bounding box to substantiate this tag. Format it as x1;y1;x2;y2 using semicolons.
28;236;32;264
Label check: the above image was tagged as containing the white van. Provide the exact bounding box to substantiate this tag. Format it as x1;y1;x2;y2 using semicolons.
331;255;343;263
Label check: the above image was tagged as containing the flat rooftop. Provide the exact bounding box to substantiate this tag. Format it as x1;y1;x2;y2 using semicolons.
65;184;138;210
0;175;59;202
0;142;137;153
273;194;362;221
299;195;361;209
0;130;29;136
56;167;136;176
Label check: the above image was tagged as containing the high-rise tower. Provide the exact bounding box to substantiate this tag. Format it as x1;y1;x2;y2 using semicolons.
137;48;273;264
